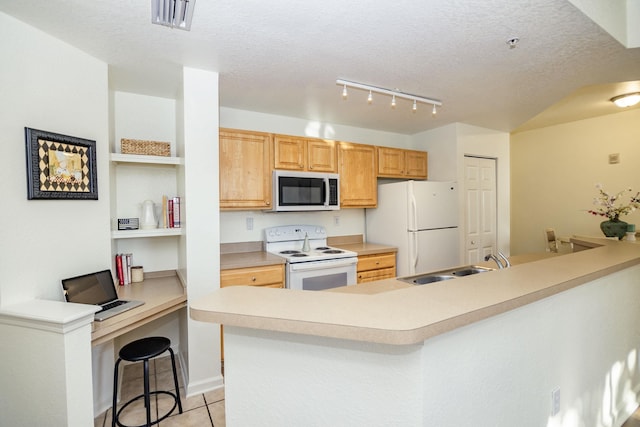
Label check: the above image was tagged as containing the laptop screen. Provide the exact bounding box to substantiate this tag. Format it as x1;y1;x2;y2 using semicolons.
62;269;118;305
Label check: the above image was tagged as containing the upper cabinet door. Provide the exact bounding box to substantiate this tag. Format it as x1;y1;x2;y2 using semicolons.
377;147;428;179
219;129;272;210
273;135;306;170
404;150;428;179
338;142;377;208
307;139;337;172
273;135;337;173
377;147;405;177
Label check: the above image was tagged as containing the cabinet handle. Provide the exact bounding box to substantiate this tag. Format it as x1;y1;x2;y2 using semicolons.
251;277;256;282
375;261;380;265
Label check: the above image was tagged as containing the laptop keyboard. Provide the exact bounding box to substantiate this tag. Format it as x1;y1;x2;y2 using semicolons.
99;300;127;312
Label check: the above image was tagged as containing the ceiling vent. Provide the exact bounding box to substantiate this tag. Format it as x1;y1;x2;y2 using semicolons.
152;0;196;31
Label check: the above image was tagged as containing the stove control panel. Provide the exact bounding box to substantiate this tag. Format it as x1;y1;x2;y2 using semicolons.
265;225;326;243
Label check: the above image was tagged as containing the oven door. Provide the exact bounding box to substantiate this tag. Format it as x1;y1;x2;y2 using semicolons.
287;257;357;291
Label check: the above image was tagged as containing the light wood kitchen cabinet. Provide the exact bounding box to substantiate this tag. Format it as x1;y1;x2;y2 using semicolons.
220;263;285;362
377;147;428;179
273;134;337;172
220;264;285;288
219;129;272;210
356;252;396;283
338;142;377;208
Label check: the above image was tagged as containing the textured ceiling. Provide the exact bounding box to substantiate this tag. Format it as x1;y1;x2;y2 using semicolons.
1;0;639;134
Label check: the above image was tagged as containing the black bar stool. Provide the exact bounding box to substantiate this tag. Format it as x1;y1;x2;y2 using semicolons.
112;336;183;427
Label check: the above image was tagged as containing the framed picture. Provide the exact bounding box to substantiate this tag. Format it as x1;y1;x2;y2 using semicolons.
25;127;98;200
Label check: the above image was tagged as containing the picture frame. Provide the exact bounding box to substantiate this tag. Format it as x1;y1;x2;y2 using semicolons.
25;127;98;200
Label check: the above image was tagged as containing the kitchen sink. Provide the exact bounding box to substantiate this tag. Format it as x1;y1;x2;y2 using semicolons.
399;265;494;285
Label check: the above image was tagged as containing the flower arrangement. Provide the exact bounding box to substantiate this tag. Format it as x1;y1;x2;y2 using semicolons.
588;184;640;221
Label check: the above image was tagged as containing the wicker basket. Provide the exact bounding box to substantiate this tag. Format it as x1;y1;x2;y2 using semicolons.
121;139;171;157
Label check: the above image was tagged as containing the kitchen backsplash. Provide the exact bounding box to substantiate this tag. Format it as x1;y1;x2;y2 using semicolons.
219;209;366;244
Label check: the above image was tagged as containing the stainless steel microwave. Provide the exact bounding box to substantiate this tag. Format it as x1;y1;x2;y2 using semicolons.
272;170;340;211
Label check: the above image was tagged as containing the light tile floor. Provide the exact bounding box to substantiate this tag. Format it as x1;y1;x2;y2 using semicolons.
94;355;225;427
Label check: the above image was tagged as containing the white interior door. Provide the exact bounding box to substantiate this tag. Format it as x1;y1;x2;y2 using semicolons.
464;156;497;264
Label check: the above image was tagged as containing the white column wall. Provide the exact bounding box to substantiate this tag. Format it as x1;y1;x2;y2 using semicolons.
182;67;223;394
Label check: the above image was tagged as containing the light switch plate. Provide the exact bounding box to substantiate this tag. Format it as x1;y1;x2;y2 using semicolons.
609;153;620;164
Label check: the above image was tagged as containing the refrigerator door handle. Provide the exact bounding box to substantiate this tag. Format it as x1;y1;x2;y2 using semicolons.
408;191;417;231
410;231;419;274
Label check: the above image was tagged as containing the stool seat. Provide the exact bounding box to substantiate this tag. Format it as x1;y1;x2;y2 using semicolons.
119;337;171;362
112;336;182;427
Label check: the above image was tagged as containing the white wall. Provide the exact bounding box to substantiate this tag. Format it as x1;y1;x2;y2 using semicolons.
182;67;224;395
511;109;640;254
412;123;511;255
0;12;110;307
0;11;109;426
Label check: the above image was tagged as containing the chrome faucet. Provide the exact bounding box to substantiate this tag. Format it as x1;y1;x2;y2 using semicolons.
484;251;511;269
497;251;511;268
484;254;504;269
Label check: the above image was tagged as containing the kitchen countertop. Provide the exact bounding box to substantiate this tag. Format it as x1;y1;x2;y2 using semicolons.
220;236;395;270
196;237;639;347
332;242;398;256
220;251;285;270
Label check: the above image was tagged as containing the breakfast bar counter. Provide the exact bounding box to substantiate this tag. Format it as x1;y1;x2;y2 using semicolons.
191;237;640;426
192;237;639;345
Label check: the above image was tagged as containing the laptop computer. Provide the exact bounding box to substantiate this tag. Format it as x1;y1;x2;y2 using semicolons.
61;269;144;321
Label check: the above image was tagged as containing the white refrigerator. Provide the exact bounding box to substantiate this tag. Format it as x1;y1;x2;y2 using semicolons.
366;180;460;277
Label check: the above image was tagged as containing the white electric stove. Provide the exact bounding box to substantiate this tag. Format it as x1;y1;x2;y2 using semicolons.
264;225;357;290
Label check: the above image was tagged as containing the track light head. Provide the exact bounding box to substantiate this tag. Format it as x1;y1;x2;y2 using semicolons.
342;84;348;99
367;90;373;104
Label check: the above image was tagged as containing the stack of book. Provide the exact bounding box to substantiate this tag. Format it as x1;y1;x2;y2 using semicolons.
115;253;133;285
161;196;181;228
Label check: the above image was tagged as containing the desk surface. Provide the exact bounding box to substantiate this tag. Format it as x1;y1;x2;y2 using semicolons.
91;271;186;346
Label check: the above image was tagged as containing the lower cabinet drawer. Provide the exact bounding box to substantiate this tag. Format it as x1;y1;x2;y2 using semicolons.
357;253;396;272
357;267;396;283
220;264;284;287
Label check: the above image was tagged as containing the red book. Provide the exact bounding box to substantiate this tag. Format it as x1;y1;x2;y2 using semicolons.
168;199;174;229
115;254;124;285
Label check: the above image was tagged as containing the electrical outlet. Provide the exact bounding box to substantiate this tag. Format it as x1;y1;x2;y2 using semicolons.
246;217;254;231
334;216;340;226
551;387;560;416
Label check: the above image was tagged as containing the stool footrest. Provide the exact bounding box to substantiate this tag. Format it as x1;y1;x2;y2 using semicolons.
115;390;180;427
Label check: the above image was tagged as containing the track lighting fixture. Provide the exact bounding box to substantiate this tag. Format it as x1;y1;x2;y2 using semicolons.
432;104;437;115
336;79;442;114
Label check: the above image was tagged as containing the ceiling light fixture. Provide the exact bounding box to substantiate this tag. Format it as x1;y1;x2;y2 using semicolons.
610;92;640;108
152;0;196;31
337;79;442;114
432;104;437;115
342;84;348;99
